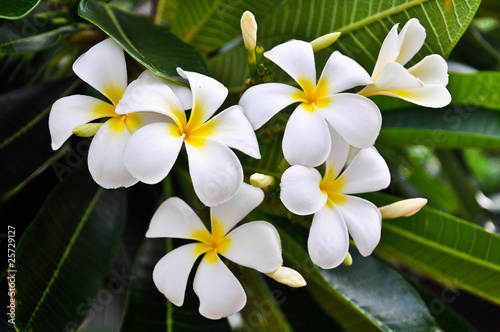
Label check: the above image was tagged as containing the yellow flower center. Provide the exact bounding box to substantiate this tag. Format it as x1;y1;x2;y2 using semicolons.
191;219;231;264
172;98;214;148
293;78;330;112
319;168;347;207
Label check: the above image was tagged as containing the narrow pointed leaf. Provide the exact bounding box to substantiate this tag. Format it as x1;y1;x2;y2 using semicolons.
15;167;127;331
0;0;40;19
78;0;207;84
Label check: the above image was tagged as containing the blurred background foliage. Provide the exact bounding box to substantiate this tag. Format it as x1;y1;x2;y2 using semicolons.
1;0;500;331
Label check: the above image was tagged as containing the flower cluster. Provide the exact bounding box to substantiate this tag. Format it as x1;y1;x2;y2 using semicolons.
48;13;447;319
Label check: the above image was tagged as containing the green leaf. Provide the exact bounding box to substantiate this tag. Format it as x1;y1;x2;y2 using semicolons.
368;192;500;305
377;107;500;149
15;167;127;331
276;223;440;331
0;78;79;201
0;16;77;54
78;0;208;84
0;0;41;19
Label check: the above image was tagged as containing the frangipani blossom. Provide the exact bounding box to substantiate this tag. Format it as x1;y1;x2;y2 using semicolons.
358;18;451;107
146;183;282;319
239;40;381;167
119;69;260;207
49;38;184;188
280;128;390;268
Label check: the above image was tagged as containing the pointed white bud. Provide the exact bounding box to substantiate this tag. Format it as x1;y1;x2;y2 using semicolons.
310;32;341;52
250;173;275;189
241;11;257;51
379;198;428;219
265;266;306;288
72;122;103;137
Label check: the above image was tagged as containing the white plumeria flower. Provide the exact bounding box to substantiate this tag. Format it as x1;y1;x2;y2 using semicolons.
146;183;283;319
49;38;186;188
280;128;391;269
358;18;451;107
118;69;260;207
239;39;381;167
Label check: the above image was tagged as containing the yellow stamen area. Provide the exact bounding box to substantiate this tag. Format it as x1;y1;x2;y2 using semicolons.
175;99;215;148
190;219;231;264
103;83;125;107
91;101;116;118
107;113;142;135
293;78;330;112
319;168;347;208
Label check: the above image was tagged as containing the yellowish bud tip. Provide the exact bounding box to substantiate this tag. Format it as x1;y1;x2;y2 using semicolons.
379;198;428;219
241;11;257;52
265;266;306;288
72;123;103;137
343;252;353;266
310;32;341;52
250;173;275;189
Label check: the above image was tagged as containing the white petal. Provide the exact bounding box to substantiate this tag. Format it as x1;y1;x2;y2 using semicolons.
152;243;201;306
49;95;115;150
146;197;208;239
194;256;246;319
137;70;193;110
408;54;449;86
396;18;426;66
264;40;317;88
338;147;390;194
115;74;187;127
377;84;452;108
186;139;243;207
280;165;327;215
325;126;350;179
308;206;349;269
282;104;331;167
211;183;264;234
336;196;382;256
317;51;372;95
178;69;228;126
224;221;282;273
123;122;183;184
368;62;424;91
199;106;260;159
87;118;137;188
319;93;381;149
372;24;400;80
239;83;300;130
73;38;127;105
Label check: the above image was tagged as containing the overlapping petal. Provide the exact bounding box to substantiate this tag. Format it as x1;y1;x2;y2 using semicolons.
123;122;183;184
72;38;127;106
318;51;372;95
282;104;331;166
137;70;193;110
337;147;390;194
196;106;260;159
223;221;282;273
264;40;317;88
372;24;400;79
308;206;349;269
280;165;327;215
319;93;381;149
194;256;246;319
146;197;207;239
87;118;137;188
152;243;201;306
49;95;115;150
185;139;243;207
211;183;264;234
377;84;451;108
336;196;382;257
396;18;426;66
325;126;350;179
238;83;300;130
364;62;424;92
408;54;449;86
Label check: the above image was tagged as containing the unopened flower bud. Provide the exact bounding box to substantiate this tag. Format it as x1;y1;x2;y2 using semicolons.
250;173;275;189
241;11;257;65
379;198;428;219
265;266;306;288
343;252;353;266
310;32;341;52
72;123;103;137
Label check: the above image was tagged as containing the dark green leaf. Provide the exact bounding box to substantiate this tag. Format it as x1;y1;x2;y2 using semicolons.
0;16;77;54
15;167;127;331
0;0;41;19
378;107;500;149
78;0;208;84
0;78;78;201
